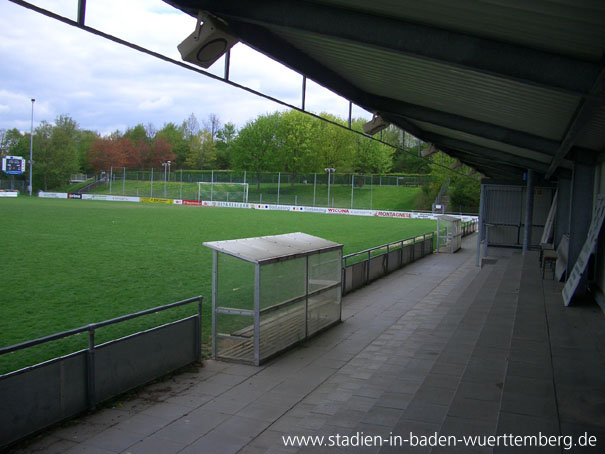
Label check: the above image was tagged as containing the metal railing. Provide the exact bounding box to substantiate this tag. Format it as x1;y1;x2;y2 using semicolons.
0;295;203;449
342;232;435;294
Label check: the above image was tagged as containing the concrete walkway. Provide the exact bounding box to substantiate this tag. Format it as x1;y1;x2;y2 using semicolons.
9;236;604;453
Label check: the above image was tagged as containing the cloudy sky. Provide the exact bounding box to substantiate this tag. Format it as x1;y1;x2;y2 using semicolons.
0;0;371;136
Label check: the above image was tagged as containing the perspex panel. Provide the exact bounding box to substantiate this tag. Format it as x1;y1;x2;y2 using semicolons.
308;250;341;293
307;286;341;336
260;257;306;311
217;253;254;311
215;312;254;363
259;300;306;360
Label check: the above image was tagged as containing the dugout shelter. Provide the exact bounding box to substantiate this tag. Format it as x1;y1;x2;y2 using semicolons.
204;232;342;365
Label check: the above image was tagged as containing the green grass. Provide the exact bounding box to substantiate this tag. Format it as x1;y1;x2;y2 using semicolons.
0;197;435;373
91;180;426;211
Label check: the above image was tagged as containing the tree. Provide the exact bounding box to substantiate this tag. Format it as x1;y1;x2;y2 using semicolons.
204;113;221;141
181;113;199;140
76;130;100;173
351;119;393;174
1;128;28;158
123;124;151;168
185;129;216;169
87;136;130;172
157;122;188;167
276;110;316;186
313;114;356;173
232;112;282;190
32;115;81;190
215;122;237;169
149;136;176;168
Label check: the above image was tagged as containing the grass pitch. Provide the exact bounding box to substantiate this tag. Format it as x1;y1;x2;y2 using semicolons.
0;197;435;373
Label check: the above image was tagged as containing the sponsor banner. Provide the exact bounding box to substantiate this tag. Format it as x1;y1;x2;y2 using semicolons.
182;200;202;206
68;193;82;199
375;210;412;219
38;191;68;199
303;207;328;214
252;203;291;211
140;197;172;204
326;208;374;217
212;201;251;209
327;208;351;215
412;212;434;219
0;191;19;198
82;194;140;203
350;209;375;217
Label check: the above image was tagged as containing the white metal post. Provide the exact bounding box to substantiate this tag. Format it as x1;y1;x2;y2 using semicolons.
351;174;354;209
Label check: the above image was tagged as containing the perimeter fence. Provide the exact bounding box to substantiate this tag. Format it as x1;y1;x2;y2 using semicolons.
92;168;436;210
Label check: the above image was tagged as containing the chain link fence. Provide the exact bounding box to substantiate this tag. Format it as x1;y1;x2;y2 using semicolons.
93;168;436;211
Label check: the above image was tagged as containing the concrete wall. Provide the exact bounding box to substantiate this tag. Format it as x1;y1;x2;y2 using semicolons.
0;316;199;449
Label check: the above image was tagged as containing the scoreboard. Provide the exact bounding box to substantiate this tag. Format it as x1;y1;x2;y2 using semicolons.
1;156;26;175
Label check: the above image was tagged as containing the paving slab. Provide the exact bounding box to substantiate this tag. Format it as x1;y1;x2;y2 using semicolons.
7;237;605;453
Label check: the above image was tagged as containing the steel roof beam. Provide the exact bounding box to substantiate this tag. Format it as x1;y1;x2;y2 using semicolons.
545;68;605;179
170;0;602;96
422;133;550;173
383;104;560;156
439;147;524;179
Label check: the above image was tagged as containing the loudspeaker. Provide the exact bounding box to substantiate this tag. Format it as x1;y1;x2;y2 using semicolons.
178;16;238;69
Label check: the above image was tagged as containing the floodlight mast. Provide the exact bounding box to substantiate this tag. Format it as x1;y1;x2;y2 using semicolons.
28;98;35;196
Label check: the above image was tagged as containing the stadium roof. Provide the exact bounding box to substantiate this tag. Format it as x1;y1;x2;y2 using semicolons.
166;0;605;181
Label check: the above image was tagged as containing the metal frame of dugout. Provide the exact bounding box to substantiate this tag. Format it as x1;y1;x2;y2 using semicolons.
436;215;462;253
204;233;343;365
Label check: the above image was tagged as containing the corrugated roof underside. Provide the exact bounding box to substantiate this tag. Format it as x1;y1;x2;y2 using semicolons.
315;0;605;61
409;120;554;164
272;27;580;141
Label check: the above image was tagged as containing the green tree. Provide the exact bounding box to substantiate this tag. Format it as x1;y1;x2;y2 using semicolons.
185;129;216;169
276;110;316;186
76;130;99;173
216;122;237;169
351;119;393;174
313;114;355;173
1;128;28;158
232;112;282;190
33;115;81;190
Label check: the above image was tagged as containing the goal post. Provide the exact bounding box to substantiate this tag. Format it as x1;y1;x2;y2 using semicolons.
197;182;249;203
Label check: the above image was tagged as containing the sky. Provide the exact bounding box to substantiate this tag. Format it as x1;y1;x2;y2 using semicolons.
0;0;372;136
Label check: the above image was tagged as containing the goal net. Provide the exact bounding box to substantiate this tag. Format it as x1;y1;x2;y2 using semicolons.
197;182;249;203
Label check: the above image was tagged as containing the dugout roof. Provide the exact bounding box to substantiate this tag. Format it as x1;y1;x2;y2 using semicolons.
204;232;342;264
165;0;605;182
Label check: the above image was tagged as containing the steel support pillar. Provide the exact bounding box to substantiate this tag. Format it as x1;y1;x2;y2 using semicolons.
554;176;571;248
522;169;535;255
567;154;596;293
